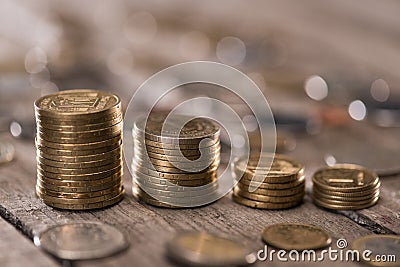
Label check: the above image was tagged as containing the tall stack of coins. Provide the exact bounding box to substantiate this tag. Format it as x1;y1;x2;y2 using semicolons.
232;154;305;209
312;164;380;210
35;89;124;210
132;114;220;208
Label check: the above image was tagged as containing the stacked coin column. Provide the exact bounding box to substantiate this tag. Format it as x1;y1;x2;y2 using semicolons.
35;89;124;210
232;154;305;209
132;114;220;208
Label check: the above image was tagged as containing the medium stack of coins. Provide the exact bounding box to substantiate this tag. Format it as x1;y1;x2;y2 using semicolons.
34;89;124;210
232;153;305;209
132;114;220;208
312;164;380;210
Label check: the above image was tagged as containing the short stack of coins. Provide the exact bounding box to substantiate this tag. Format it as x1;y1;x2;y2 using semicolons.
312;164;380;210
132;114;220;208
34;89;124;210
232;153;305;209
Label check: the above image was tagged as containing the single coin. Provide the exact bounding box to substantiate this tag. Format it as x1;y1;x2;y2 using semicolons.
37;155;121;169
134;148;219;163
313;183;380;198
36;187;123;204
36;142;122;157
37;122;122;138
36;135;122;150
312;188;380;202
38;160;122;174
135;142;221;155
34;89;121;118
236;182;305;197
0;142;15;164
36;115;122;132
134;138;219;150
36;110;121;126
313;197;378;210
232;193;303;209
134;113;220;142
42;190;124;210
233;153;304;178
237;176;305;190
132;160;218;174
262;223;332;250
351;235;400;267
37;165;121;180
132;163;217;180
37;172;122;187
166;232;257;267
35;222;128;260
312;164;380;192
234;188;304;203
38;128;122;144
36;184;123;199
37;179;122;193
38;147;121;163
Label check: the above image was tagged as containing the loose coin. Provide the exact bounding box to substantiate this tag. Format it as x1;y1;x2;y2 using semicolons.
166;231;256;267
262;223;332;250
0;141;15;164
35;222;129;260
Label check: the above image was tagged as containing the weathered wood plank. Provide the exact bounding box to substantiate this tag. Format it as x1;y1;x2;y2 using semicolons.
0;216;59;267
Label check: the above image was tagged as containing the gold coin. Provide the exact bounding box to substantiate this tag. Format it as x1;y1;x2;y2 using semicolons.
36;115;122;132
36;187;123;204
36;183;123;199
37;142;122;157
132;164;217;180
232;193;303;209
37;178;122;193
0;142;15;165
134;138;219;150
35;89;121;119
313;197;378;210
37;165;121;180
237;176;305;190
313;187;380;201
133;171;215;187
37;122;122;138
38;159;122;174
36;110;121;126
134;148;219;162
235;171;301;184
36;135;122;150
236;182;305;197
134;113;220;143
132;160;218;174
37;171;122;187
38;128;122;144
134;130;219;146
351;235;400;267
37;155;121;169
134;178;218;192
234;188;304;203
132;187;181;208
312;164;380;192
233;153;304;178
37;147;121;163
41;189;124;210
313;194;379;206
134;143;221;156
313;182;380;198
137;183;218;198
262;223;332;250
135;156;219;170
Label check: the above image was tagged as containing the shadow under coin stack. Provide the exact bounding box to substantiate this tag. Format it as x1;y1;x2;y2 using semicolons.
312;164;380;210
34;89;124;210
232;154;305;209
132;114;220;208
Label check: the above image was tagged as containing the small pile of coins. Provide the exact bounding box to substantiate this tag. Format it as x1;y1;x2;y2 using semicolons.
312;164;380;210
232;153;305;209
132;114;220;208
35;89;124;210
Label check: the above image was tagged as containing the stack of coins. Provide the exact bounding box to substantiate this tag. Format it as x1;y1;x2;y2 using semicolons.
34;89;124;210
312;164;380;210
132;114;220;208
232;153;305;209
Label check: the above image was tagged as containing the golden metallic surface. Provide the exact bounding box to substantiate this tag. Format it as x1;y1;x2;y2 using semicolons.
312;188;380;202
37;165;121;180
36;184;123;199
313;197;379;210
36;110;121;125
132;160;218;174
134;138;218;150
236;182;305;197
37;142;122;156
38;159;122;174
262;223;332;250
37;179;122;193
237;176;305;190
134;149;219;163
36;115;122;132
312;183;380;198
37;172;122;187
132;164;217;180
232;193;303;210
36;135;122;150
38;122;122;138
133;172;216;187
234;188;304;203
38;147;122;163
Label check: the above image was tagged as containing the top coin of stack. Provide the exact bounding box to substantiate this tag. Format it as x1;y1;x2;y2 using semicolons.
132;113;220;208
232;153;305;209
34;89;124;210
312;164;380;210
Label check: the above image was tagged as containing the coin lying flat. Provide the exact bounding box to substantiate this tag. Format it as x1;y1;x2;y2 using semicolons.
351;235;400;267
312;164;380;211
0;141;15;164
166;232;256;267
262;223;332;250
34;222;129;260
35;90;124;210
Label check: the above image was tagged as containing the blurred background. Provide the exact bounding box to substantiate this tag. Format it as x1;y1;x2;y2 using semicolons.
0;0;399;168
